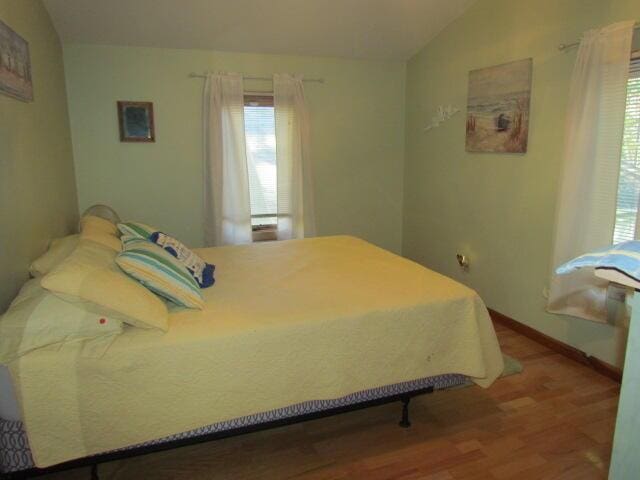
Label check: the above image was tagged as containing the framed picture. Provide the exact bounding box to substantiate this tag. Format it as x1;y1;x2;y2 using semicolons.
465;58;532;153
0;19;33;102
117;101;155;142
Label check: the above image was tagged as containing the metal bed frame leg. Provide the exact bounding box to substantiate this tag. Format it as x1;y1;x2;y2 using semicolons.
90;463;99;480
398;395;411;428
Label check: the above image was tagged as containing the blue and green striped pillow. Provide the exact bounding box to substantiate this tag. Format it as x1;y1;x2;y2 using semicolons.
120;235;142;249
116;239;204;309
117;222;158;240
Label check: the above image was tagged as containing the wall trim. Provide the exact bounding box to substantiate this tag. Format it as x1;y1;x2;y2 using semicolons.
488;308;622;383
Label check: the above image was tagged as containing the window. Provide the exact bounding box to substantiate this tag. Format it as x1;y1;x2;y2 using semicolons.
613;54;640;243
244;95;277;234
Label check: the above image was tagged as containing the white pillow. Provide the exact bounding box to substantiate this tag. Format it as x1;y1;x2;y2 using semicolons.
0;279;123;363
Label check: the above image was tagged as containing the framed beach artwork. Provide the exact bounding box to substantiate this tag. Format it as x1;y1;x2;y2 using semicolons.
117;101;155;142
0;19;33;102
465;58;532;153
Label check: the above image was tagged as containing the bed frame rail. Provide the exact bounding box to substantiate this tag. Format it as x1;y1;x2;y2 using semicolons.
1;386;434;479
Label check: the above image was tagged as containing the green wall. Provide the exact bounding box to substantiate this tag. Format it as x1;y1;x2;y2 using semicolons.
403;0;639;367
63;45;406;252
606;0;640;24
0;0;78;312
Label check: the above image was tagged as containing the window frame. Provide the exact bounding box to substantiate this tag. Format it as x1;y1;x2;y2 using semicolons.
244;94;277;241
612;50;640;243
244;94;274;108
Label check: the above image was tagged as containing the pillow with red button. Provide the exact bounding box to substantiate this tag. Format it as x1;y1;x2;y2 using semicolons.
0;279;124;363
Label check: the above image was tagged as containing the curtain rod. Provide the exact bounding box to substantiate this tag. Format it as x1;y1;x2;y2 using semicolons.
558;22;639;51
189;72;324;83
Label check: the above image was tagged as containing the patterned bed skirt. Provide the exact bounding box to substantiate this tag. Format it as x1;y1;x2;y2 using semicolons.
0;373;466;473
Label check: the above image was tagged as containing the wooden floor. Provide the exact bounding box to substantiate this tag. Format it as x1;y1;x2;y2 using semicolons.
45;322;620;479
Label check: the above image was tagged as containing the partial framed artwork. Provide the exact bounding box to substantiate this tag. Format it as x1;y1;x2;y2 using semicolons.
0;19;33;102
465;58;532;153
117;101;155;142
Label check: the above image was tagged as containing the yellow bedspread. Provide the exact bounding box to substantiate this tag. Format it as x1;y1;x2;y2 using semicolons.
10;236;503;467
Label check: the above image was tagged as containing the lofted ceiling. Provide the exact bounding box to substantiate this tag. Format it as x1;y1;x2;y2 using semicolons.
42;0;476;61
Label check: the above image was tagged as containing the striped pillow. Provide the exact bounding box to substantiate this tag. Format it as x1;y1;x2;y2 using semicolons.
116;239;204;309
117;222;159;240
150;232;215;288
120;235;142;249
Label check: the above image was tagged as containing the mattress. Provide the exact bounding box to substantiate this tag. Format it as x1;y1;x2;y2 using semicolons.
9;235;504;467
0;373;467;473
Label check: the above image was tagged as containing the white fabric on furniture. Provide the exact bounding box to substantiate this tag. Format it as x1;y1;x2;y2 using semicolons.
273;74;316;240
547;21;635;323
203;73;253;246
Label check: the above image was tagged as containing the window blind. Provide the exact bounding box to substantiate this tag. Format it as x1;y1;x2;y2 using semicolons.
244;104;277;226
613;56;640;243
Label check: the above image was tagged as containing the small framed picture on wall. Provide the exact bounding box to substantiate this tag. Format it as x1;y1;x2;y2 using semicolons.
0;19;34;102
117;101;155;142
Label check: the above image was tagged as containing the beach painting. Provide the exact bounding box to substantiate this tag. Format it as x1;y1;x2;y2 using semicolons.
0;19;33;102
466;58;532;153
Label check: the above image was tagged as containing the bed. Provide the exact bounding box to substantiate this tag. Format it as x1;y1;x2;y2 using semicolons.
0;235;503;477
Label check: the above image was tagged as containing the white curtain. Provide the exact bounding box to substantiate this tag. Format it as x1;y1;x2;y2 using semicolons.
273;73;316;240
203;73;253;246
547;21;635;322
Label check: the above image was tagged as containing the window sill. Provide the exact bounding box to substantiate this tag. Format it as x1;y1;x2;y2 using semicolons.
252;228;277;242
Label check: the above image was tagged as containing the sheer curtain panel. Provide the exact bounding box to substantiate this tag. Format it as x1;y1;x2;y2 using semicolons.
203;73;253;246
273;74;316;240
547;21;635;322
